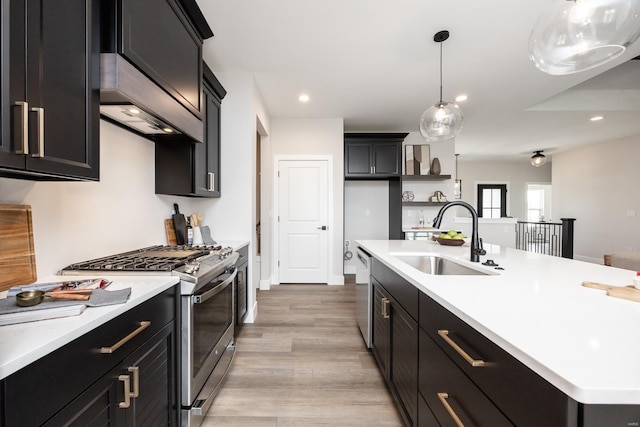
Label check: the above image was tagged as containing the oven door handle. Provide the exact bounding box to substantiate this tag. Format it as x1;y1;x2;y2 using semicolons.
193;268;237;304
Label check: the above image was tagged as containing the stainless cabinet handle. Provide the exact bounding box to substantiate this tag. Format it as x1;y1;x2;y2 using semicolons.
208;172;215;191
381;297;390;319
13;101;29;154
100;321;151;354
438;330;485;367
437;393;464;427
31;107;44;157
30;107;45;157
118;375;131;408
128;366;140;398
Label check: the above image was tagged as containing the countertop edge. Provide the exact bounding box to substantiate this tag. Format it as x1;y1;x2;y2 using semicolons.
0;276;179;380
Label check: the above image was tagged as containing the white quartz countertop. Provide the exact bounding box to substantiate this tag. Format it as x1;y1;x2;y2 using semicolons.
0;275;178;380
356;239;640;405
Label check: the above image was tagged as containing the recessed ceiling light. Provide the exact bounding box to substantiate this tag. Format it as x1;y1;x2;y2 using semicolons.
298;94;310;103
128;108;141;115
455;94;468;103
590;115;604;122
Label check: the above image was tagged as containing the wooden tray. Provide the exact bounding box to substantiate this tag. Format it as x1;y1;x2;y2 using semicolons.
0;204;37;291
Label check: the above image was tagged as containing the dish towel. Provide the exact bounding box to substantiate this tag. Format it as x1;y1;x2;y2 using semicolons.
0;288;132;315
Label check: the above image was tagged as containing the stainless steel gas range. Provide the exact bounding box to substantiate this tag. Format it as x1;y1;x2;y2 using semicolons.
62;244;239;427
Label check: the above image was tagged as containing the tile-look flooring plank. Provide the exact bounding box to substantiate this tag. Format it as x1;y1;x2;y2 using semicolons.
201;283;404;426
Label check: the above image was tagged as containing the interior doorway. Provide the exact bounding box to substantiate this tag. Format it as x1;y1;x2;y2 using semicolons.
275;157;331;284
527;183;552;221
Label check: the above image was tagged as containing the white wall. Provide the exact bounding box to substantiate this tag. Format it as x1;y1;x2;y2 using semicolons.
269;118;345;285
553;136;640;263
0;121;194;276
458;159;552;221
344;180;389;274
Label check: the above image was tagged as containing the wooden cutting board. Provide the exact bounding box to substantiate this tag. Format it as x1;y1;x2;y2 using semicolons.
0;204;37;291
582;281;640;303
164;218;177;246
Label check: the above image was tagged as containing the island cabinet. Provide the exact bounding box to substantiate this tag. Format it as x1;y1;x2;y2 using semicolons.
344;133;407;179
371;259;419;427
0;0;100;181
155;63;226;197
0;287;180;426
419;292;578;427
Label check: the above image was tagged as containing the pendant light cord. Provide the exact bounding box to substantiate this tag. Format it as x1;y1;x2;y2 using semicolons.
439;40;443;104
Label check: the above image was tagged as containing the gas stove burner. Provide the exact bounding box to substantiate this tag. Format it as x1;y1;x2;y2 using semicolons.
61;244;233;274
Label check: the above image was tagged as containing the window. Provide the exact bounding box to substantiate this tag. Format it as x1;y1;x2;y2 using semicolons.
477;184;507;218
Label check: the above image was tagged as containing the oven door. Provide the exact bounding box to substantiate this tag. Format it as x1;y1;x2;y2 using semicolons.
181;267;237;407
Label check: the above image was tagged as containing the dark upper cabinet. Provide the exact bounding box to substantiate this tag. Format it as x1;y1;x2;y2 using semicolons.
101;0;210;117
0;0;100;181
344;133;407;179
155;64;226;197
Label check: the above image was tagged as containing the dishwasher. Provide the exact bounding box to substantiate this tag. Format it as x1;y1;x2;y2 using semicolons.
355;247;372;348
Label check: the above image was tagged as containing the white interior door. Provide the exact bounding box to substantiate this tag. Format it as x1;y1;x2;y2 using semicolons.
278;159;329;283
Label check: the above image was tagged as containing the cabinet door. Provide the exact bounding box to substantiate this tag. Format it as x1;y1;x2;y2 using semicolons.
123;322;178;426
42;368;125;427
1;0;99;180
389;299;418;426
120;0;202;116
196;80;221;197
372;142;400;176
371;280;390;381
419;329;513;427
345;142;373;177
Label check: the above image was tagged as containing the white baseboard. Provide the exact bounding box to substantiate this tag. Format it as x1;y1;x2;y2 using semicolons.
259;279;271;291
328;275;344;286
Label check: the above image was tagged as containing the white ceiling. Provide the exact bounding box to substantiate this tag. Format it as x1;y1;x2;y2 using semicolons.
196;0;640;161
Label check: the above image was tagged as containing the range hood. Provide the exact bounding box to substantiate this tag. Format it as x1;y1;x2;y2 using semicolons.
99;53;204;143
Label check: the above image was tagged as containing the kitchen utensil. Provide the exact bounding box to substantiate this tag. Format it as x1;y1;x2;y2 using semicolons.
0;204;37;291
200;226;216;245
16;290;91;307
582;281;640;303
164;218;177;246
197;212;204;225
172;203;187;245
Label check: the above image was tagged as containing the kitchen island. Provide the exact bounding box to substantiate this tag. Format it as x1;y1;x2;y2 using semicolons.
357;239;640;426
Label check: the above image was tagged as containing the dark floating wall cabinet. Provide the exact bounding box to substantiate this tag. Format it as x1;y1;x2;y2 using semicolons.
155;63;226;198
0;0;100;181
99;0;212;143
344;133;407;179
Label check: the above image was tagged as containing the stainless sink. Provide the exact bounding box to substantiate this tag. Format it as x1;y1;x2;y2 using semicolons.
394;255;490;276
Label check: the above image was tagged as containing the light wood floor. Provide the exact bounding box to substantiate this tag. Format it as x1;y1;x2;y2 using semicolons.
202;283;404;426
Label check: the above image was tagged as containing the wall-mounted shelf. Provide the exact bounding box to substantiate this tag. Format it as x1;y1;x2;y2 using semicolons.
402;201;448;207
402;174;451;181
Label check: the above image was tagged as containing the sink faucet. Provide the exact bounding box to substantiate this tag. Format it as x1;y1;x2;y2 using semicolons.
432;201;486;262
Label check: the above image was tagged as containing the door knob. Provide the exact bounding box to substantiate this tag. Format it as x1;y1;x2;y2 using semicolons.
317;226;327;230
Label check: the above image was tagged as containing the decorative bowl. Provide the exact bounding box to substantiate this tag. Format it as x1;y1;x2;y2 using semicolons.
435;237;465;246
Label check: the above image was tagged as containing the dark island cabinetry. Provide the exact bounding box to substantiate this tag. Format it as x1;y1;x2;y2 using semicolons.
155;64;226;197
0;287;180;426
344;133;407;179
369;257;640;426
0;0;100;181
371;260;419;426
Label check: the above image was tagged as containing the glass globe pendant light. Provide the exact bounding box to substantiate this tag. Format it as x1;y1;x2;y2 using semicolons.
529;0;640;75
531;150;547;166
419;30;463;142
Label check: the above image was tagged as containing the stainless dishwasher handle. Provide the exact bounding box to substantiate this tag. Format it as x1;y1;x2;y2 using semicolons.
100;321;151;354
438;330;485;367
437;393;465;427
